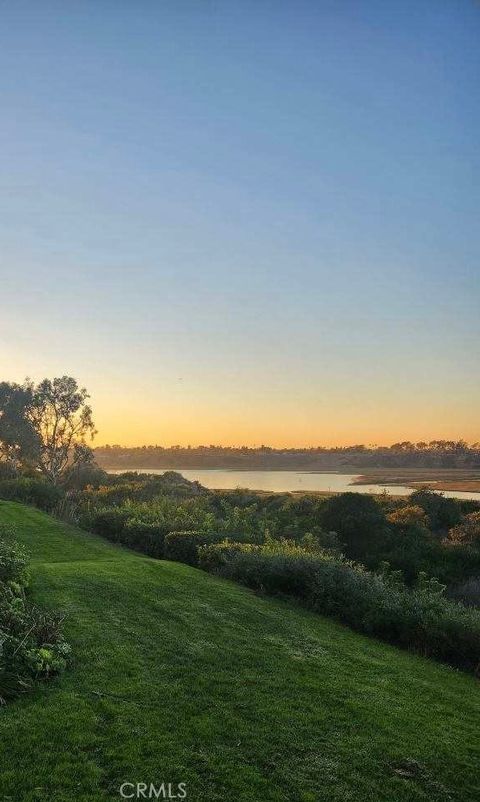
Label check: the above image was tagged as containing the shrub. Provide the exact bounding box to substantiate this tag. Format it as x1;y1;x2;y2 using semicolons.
300;530;343;556
164;531;224;566
53;490;83;525
85;506;199;558
0;526;70;703
387;505;429;528
0;534;28;585
86;508;130;539
62;461;108;491
200;541;480;672
0;462;17;480
0;596;71;691
448;577;480;609
447;512;480;547
376;527;440;584
122;519;170;558
376;522;480;586
199;540;260;572
409;489;461;530
434;544;480;585
0;478;62;511
82;484;141;506
83;472;205;502
320;493;389;560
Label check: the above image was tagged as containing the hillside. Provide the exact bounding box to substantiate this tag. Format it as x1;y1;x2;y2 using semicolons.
0;502;478;802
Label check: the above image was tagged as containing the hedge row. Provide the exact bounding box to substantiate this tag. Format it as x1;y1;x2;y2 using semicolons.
84;508;224;560
198;541;480;672
0;478;62;511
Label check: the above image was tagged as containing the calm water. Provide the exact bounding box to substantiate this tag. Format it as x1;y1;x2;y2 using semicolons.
110;468;480;500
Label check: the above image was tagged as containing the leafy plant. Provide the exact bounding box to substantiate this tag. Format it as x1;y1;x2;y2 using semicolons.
0;478;62;511
0;525;70;703
164;530;225;566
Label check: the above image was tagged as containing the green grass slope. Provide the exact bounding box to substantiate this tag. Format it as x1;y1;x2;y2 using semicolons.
0;501;478;802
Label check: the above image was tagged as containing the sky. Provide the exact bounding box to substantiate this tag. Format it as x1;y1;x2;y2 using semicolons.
1;1;479;447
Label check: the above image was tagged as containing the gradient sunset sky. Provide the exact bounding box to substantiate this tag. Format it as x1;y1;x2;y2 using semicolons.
1;1;479;447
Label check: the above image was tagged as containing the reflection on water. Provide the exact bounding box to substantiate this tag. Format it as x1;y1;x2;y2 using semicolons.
110;468;480;500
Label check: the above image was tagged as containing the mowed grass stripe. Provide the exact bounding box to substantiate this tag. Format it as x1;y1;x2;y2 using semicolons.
0;501;129;563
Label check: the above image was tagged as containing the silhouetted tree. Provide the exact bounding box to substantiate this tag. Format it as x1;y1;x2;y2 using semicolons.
27;377;96;484
0;382;39;470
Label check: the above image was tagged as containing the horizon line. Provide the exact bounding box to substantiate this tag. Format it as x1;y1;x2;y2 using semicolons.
93;440;480;450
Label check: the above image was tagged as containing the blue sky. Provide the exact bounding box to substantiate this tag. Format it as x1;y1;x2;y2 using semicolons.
1;1;479;445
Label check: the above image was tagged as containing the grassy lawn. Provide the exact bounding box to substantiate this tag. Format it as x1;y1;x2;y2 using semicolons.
0;501;479;802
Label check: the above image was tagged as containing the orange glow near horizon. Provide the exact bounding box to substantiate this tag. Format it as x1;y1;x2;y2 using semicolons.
3;345;479;451
91;396;480;449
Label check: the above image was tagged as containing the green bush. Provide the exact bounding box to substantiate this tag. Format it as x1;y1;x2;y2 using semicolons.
319;492;389;559
86;508;130;539
82;484;141;506
0;533;28;585
448;577;480;609
164;531;225;566
80;472;205;504
86;505;212;558
379;527;480;585
199;541;480;672
0;593;71;693
122;519;170;558
447;511;480;547
409;489;461;530
0;525;70;703
0;463;17;481
0;478;62;511
62;461;108;491
199;540;261;572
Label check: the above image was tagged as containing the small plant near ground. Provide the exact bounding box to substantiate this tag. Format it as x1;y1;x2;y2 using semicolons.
0;523;70;704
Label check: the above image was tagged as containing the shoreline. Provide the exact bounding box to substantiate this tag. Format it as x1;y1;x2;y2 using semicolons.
101;465;480;498
351;469;480;493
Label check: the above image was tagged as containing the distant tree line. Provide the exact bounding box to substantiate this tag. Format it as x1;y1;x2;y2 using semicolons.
95;441;480;470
